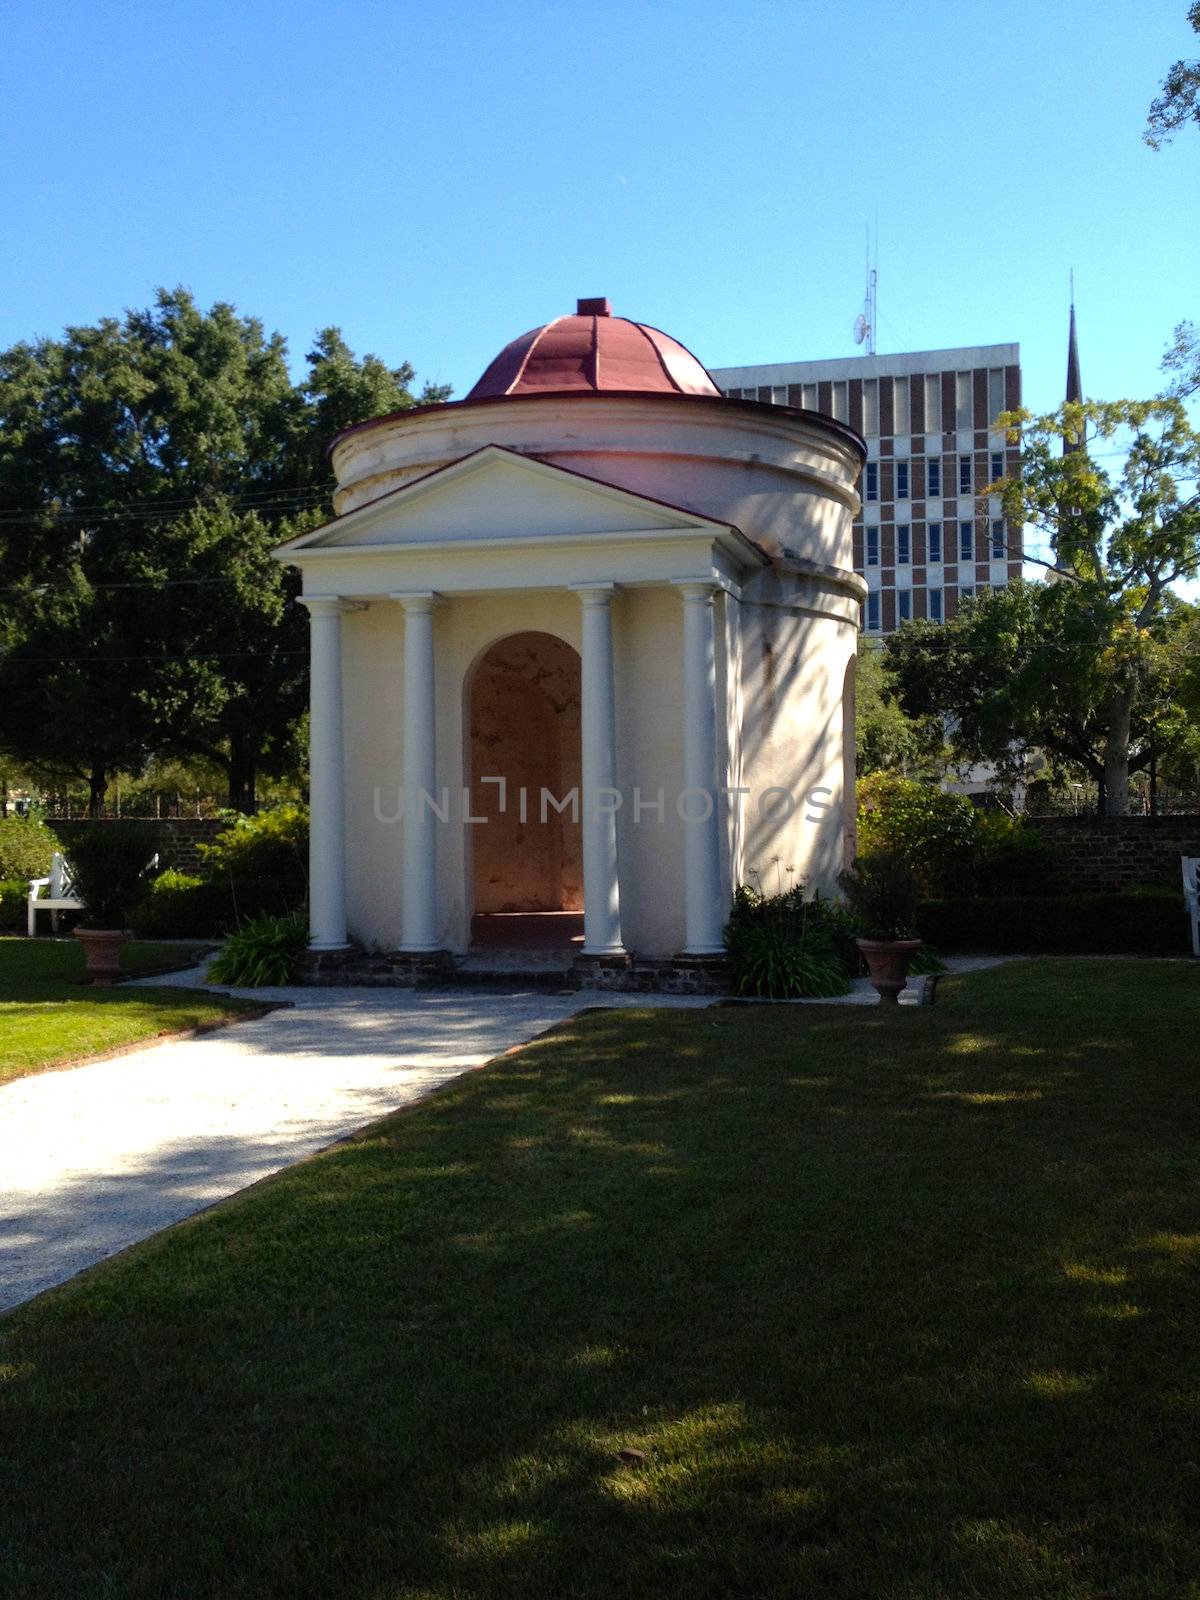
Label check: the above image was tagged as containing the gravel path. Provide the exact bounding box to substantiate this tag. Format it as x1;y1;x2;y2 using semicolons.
0;977;709;1315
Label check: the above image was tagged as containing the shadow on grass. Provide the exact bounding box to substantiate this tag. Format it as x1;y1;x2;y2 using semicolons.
2;959;1200;1598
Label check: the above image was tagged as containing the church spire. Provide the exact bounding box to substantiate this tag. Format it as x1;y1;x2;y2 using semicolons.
1064;275;1083;454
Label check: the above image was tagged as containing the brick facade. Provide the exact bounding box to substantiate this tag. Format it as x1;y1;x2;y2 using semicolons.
54;817;228;874
1026;815;1200;893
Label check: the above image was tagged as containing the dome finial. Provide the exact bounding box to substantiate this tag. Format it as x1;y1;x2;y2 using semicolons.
577;297;612;317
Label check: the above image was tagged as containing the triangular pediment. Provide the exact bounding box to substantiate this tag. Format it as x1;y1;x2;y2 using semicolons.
276;445;735;553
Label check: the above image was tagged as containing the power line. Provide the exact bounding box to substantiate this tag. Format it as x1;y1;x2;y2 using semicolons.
0;574;296;593
0;486;330;527
0;649;307;664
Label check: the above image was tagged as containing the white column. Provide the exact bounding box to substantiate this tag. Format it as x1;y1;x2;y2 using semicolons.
675;581;726;955
572;583;624;955
300;596;351;950
393;592;441;952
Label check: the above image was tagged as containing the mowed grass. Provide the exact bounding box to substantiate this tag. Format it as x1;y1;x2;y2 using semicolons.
0;938;250;1083
2;959;1200;1599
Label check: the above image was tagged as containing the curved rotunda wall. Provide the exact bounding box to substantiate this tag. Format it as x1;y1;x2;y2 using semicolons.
329;393;864;578
319;381;865;955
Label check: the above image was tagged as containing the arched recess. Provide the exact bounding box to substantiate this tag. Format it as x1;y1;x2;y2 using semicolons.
466;631;583;915
841;652;858;867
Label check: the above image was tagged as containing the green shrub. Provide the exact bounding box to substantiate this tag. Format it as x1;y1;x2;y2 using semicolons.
839;852;920;940
857;773;979;894
130;874;299;939
0;815;61;881
208;912;308;987
725;885;854;998
199;806;307;900
67;823;159;928
971;812;1059;896
918;890;1186;956
857;773;1059;897
0;878;27;932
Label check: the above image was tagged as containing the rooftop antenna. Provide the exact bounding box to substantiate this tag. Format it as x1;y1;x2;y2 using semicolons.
853;223;877;355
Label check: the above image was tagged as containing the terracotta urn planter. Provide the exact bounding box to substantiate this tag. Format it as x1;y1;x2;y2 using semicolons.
74;928;129;987
855;937;922;1005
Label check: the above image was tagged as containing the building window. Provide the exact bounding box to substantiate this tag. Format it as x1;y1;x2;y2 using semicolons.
865;462;878;502
990;451;1004;484
896;461;909;500
959;454;972;494
928;522;942;563
897;590;912;623
831;381;848;422
866;527;879;566
991;518;1006;559
988;367;1005;423
955;372;972;429
959;584;973;607
897;526;910;564
866;592;880;631
924;373;942;435
927;459;941;498
771;385;787;405
929;587;943;623
862;379;879;437
960;521;974;563
893;377;910;436
801;383;818;410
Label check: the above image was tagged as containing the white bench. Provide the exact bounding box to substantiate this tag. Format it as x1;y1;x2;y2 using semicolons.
1185;855;1200;958
27;852;83;935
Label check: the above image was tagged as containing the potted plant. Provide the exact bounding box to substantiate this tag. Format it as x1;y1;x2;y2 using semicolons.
67;823;159;985
839;851;922;1005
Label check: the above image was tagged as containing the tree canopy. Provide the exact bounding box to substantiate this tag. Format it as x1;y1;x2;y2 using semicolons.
0;289;449;812
884;398;1200;815
1145;2;1200;148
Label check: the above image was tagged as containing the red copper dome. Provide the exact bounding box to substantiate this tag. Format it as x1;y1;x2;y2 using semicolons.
466;298;721;401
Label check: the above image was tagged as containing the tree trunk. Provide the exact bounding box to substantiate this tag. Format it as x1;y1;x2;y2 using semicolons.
1102;689;1134;818
227;730;258;814
88;760;107;819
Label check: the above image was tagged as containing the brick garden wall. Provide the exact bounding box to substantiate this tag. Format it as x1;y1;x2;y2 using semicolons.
1026;814;1200;893
46;814;1200;894
53;818;227;874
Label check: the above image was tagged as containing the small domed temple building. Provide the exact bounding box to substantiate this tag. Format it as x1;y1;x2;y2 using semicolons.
275;299;866;981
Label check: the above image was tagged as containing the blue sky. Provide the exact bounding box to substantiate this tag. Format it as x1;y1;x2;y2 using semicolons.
1;0;1196;418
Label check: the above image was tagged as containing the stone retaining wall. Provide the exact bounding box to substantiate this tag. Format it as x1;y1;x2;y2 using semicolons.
53;818;227;875
1026;814;1200;893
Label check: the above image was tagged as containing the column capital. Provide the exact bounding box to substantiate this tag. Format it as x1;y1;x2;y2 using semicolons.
390;590;443;615
299;594;364;616
569;581;620;607
671;579;719;606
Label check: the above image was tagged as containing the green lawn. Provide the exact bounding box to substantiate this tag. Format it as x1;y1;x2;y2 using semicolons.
0;937;252;1083
2;959;1199;1598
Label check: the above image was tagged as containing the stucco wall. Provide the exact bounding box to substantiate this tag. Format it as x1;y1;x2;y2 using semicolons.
736;569;859;902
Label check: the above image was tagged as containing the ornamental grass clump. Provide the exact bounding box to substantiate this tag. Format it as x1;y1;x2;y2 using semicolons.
725;881;854;999
838;852;920;941
207;911;308;988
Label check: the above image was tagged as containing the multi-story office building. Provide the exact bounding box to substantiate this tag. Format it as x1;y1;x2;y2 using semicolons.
709;345;1023;634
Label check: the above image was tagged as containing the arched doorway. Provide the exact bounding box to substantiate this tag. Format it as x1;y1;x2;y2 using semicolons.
467;632;583;950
